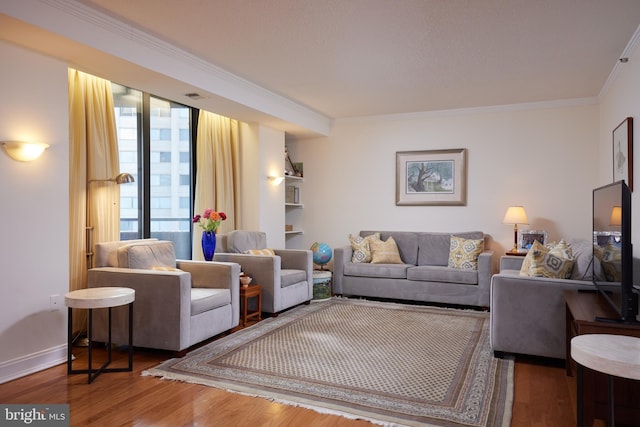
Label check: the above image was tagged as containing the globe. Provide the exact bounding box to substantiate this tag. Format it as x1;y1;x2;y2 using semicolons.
310;241;332;266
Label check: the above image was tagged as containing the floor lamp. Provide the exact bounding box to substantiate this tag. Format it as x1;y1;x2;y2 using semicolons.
86;173;135;269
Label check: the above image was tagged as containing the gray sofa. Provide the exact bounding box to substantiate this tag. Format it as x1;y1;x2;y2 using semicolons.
334;231;494;307
490;240;596;360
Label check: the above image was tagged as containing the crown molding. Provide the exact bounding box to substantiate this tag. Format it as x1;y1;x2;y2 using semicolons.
598;23;640;102
336;97;599;124
2;0;332;136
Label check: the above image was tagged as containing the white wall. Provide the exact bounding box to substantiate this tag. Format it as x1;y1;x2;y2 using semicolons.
599;37;640;256
0;41;69;383
290;103;600;268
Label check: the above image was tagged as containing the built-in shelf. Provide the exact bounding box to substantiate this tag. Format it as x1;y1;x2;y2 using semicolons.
285;175;304;243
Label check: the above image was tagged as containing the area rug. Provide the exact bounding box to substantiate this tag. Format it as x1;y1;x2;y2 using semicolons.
143;298;513;426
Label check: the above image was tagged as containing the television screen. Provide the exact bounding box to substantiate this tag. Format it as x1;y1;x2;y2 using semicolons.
592;181;638;322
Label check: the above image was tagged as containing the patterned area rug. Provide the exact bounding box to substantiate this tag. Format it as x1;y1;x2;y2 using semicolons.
143;298;513;426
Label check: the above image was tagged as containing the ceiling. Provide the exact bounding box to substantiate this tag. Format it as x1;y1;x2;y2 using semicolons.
2;1;640;136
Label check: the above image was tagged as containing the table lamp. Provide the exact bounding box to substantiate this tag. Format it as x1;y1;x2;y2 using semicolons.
503;206;529;252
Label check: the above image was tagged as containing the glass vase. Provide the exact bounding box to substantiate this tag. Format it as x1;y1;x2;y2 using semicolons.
201;231;216;261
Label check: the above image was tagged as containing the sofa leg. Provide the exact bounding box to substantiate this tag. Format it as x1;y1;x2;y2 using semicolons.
493;351;505;359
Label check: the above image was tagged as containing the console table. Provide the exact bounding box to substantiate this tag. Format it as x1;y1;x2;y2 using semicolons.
564;290;640;426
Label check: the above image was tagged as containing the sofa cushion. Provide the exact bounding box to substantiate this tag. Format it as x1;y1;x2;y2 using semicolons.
281;269;307;287
371;237;404;264
407;265;478;285
344;262;408;279
520;240;574;279
117;241;176;269
191;288;231;316
570;239;602;280
349;233;380;263
448;235;484;270
417;231;483;266
361;231;418;265
227;230;267;253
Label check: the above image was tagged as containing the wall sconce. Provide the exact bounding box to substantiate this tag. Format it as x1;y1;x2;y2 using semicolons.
2;141;50;162
268;175;284;185
503;206;529;252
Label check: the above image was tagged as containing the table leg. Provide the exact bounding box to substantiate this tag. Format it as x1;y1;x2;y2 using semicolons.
577;364;584;427
67;307;73;374
608;375;615;427
128;302;133;370
87;308;93;383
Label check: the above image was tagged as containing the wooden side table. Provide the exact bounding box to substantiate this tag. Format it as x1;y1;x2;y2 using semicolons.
572;334;640;427
240;284;262;326
65;287;135;384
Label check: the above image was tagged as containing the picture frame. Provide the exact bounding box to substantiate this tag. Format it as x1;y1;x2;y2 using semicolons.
396;149;467;206
519;230;548;250
613;117;633;191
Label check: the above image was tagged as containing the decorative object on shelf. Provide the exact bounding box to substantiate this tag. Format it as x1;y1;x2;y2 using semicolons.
285;146;302;177
503;206;529;252
1;140;49;162
193;208;226;261
613;117;633;191
310;242;332;270
519;230;548;250
240;274;252;287
396;149;467;206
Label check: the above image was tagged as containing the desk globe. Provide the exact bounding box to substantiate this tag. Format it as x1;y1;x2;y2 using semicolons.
310;241;332;269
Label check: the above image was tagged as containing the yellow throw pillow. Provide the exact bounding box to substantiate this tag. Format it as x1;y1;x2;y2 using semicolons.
448;235;484;270
349;233;381;263
244;248;276;256
370;236;403;264
520;240;574;279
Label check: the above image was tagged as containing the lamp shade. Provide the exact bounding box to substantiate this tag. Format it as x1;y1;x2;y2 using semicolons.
2;141;49;162
503;206;529;225
610;206;622;226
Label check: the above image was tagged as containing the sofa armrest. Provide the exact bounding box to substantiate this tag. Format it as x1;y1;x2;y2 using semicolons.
177;260;240;290
476;250;494;306
490;272;595;359
333;245;353;294
500;255;524;272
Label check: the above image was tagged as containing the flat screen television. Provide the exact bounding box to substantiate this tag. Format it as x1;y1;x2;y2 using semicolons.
592;181;639;323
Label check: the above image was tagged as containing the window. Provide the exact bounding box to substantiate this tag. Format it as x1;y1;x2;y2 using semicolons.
112;83;194;259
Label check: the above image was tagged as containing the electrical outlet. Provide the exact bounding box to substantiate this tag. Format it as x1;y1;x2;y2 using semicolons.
50;294;63;311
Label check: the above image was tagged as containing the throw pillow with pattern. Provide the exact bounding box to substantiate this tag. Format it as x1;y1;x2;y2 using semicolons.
448;235;484;270
520;240;574;279
349;233;381;263
244;248;276;256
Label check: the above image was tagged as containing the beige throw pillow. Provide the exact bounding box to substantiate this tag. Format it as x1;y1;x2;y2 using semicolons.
370;236;403;264
244;248;276;256
448;235;484;270
349;233;381;263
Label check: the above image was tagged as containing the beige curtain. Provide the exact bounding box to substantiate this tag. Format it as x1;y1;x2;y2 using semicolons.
68;69;120;335
192;110;240;259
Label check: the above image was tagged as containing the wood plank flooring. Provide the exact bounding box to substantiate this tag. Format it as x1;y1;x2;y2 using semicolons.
0;340;583;426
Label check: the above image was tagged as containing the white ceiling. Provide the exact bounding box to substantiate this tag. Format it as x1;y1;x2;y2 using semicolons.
2;1;640;136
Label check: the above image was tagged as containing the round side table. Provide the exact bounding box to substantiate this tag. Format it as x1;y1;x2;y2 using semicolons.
571;334;640;427
65;287;135;383
312;270;332;302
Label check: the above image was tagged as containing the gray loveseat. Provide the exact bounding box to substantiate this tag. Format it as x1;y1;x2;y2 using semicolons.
490;240;595;360
334;231;494;307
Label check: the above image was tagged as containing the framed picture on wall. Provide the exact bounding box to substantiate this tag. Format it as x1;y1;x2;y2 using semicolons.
396;149;467;206
613;117;633;191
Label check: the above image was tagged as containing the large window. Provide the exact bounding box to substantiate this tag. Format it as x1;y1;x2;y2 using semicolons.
112;83;194;259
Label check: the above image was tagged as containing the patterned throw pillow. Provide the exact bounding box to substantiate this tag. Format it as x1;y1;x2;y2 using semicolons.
520;240;575;279
448;235;484;270
151;266;182;272
243;248;276;256
349;233;381;263
370;236;404;264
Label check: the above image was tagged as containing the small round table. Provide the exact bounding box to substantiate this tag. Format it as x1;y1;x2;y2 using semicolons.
65;287;135;383
312;270;332;302
571;334;640;427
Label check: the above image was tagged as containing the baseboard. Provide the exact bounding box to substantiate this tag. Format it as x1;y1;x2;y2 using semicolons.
0;344;67;384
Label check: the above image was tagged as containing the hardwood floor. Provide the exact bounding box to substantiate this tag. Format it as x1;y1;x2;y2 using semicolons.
0;340;582;427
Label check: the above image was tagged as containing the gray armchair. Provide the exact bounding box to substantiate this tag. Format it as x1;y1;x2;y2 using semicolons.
87;239;240;352
214;231;313;314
